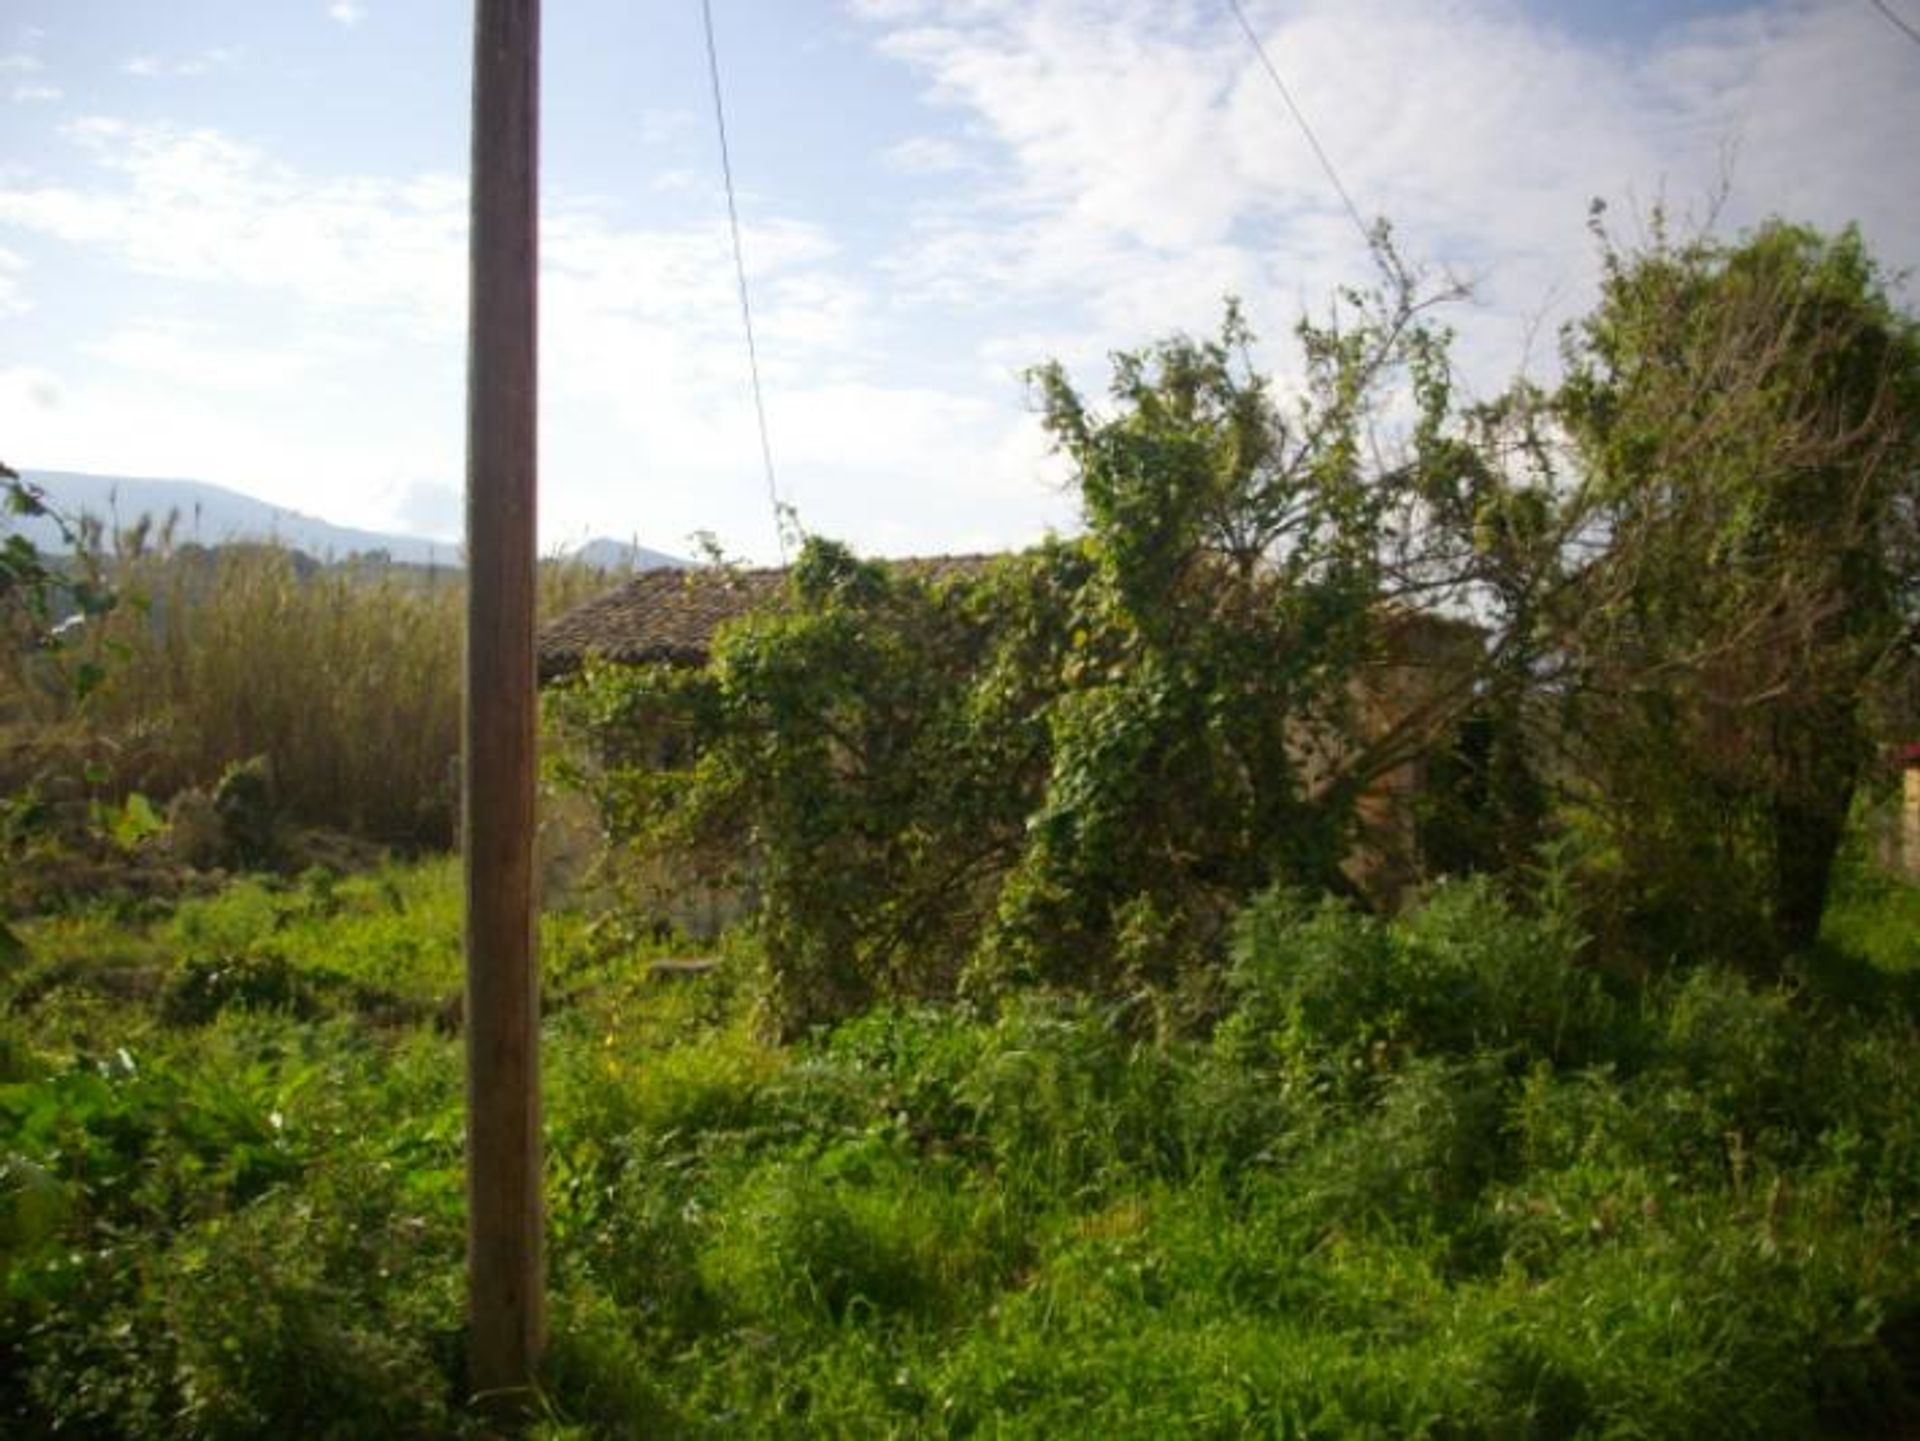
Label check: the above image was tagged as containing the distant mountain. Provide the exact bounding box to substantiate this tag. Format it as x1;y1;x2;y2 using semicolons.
568;536;692;572
15;470;461;566
10;470;688;570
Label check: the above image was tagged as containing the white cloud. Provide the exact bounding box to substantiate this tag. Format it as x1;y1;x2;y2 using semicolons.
0;120;470;333
0;246;28;317
855;0;1920;400
387;478;462;541
759;381;1066;551
1;37;53;102
638;107;695;145
847;0;932;20
329;2;368;28
22;2;1908;564
83;322;328;393
0;115;1038;559
3;120;869;376
882;136;983;175
121;47;238;79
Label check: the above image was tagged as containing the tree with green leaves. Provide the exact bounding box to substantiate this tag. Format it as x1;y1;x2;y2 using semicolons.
558;246;1494;1032
1542;216;1920;964
985;277;1479;999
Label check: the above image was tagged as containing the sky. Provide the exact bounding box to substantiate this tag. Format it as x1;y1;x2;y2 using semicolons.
1;0;1916;563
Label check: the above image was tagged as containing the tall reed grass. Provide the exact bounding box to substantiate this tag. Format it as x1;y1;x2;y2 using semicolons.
1;539;620;847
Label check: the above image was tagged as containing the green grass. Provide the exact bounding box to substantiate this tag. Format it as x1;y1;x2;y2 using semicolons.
4;864;1920;1436
1823;854;1920;975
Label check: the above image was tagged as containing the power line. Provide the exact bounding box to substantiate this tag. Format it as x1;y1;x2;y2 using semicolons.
1223;0;1375;252
701;0;786;564
1868;0;1920;49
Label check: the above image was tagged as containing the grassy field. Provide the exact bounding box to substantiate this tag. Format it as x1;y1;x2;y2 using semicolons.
3;858;1918;1437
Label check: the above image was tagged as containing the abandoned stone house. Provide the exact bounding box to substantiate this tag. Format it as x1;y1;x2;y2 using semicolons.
537;556;1482;917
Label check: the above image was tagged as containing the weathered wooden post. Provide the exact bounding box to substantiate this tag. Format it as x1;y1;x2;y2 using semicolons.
464;0;543;1406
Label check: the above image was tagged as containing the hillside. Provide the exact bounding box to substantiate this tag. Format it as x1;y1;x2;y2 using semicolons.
12;470;688;571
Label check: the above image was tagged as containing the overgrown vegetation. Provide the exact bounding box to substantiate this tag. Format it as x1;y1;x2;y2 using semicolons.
3;860;1918;1436
557;218;1920;1032
556;253;1505;1034
6;210;1920;1434
1540;216;1920;966
1;523;614;869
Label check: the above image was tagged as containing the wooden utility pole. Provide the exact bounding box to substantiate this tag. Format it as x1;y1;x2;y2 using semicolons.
464;0;543;1407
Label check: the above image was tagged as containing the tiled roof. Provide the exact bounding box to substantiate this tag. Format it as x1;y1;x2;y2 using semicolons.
537;554;999;679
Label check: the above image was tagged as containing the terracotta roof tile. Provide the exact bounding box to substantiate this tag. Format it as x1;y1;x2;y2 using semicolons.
537;554;999;679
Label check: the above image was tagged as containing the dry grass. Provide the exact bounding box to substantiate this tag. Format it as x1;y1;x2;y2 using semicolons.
2;541;622;847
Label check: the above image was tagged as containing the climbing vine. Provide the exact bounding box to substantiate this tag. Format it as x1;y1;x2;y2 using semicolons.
556;249;1489;1033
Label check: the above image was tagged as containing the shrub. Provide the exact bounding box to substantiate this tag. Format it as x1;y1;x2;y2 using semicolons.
558;265;1495;1032
1546;220;1920;968
158;952;321;1025
1217;877;1616;1094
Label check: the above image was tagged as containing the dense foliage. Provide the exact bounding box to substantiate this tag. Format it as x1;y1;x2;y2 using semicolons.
560;218;1920;1027
3;859;1918;1436
557;265;1491;1033
1546;217;1920;965
0;460;118;703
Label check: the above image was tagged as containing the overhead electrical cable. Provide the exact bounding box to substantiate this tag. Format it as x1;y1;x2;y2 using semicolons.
701;0;786;563
1867;0;1920;49
1224;0;1375;252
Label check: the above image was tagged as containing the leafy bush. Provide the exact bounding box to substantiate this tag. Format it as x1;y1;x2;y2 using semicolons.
559;274;1493;1032
698;1141;1008;1326
1217;877;1618;1093
1542;219;1920;968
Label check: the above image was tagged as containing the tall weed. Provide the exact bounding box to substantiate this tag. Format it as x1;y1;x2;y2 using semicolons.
1218;877;1619;1095
2;544;618;847
6;862;1920;1435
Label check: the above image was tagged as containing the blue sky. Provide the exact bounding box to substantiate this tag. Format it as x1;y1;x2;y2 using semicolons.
2;0;1916;562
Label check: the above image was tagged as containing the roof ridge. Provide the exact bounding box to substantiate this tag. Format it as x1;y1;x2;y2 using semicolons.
537;549;1011;680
